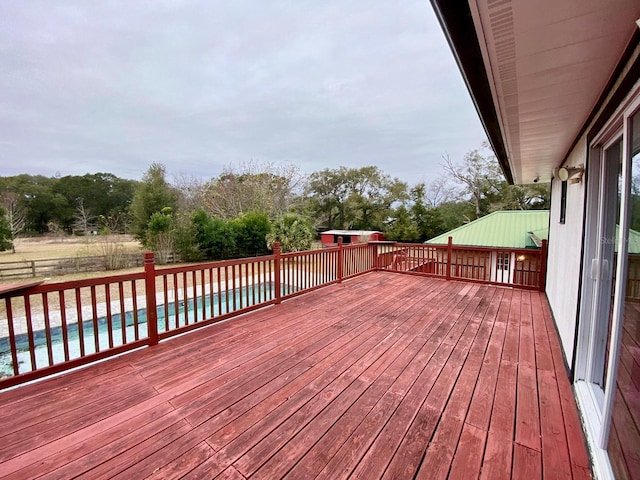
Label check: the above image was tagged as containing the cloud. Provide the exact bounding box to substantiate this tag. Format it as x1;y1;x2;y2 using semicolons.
0;0;486;184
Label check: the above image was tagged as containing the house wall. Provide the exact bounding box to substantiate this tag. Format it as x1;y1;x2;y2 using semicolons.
546;136;588;366
546;43;640;371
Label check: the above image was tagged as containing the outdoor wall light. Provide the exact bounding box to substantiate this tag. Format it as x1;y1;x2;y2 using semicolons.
554;164;584;184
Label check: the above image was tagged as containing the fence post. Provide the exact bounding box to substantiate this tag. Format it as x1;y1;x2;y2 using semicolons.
446;236;453;281
274;242;282;305
31;260;36;278
337;237;344;283
539;239;548;292
144;252;159;346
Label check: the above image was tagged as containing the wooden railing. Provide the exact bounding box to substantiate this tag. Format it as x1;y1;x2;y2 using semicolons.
0;238;547;389
373;237;547;291
0;241;372;389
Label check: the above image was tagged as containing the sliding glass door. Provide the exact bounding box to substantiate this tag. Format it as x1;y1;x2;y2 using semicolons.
577;94;640;478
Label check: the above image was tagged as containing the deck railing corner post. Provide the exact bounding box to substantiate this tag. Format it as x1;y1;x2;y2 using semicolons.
144;251;159;346
274;242;282;304
337;237;344;283
446;236;453;281
370;241;378;271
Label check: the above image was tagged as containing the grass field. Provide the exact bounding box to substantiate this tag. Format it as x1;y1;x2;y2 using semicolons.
0;235;143;262
0;235;145;285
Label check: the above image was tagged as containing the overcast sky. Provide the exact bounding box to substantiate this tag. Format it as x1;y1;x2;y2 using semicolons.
0;1;486;185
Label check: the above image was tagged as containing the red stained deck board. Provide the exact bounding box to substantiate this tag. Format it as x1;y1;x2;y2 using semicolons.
289;286;482;478
134;282;358;372
0;273;591;480
447;421;488;480
145;442;215;480
39;419;192;480
381;289;497;480
215;466;247;480
214;281;468;470
187;310;411;448
464;289;512;431
516;290;541;452
160;277;424;392
0;362;135;408
530;292;555;372
3;403;176;480
513;443;542;480
342;286;486;480
537;369;573;479
516;364;541;452
480;431;513;480
0;377;158;464
232;285;451;478
243;301;466;480
180;279;428;426
0;368;154;438
206;307;415;452
415;290;504;479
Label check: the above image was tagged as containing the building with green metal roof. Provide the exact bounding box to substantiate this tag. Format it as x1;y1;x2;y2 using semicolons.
426;210;550;249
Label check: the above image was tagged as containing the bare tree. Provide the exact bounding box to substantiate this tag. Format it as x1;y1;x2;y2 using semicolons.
424;176;457;208
1;192;26;253
203;160;305;219
73;198;95;236
172;173;208;212
441;144;503;218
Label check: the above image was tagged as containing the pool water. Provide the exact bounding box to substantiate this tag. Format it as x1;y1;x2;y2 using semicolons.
0;282;285;377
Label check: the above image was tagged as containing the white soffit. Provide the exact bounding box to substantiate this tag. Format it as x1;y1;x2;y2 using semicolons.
470;0;640;184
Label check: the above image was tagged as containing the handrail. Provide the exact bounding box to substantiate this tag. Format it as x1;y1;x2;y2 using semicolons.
372;237;548;291
0;238;547;389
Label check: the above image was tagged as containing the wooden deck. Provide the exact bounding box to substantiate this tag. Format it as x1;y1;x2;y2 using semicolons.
0;272;591;479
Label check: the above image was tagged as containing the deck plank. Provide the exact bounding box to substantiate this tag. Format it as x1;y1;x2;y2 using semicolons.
0;273;591;480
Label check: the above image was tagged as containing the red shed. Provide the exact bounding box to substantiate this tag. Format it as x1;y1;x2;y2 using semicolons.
320;230;385;247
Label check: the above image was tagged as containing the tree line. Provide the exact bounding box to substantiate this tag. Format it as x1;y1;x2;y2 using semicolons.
0;144;549;261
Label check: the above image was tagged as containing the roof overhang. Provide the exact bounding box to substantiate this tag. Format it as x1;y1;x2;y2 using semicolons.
431;0;640;184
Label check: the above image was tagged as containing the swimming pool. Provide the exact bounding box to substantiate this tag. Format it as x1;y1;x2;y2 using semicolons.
0;282;286;377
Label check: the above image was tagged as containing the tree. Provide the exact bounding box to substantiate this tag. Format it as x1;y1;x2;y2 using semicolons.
146;207;175;264
73;198;95;236
230;212;271;257
0;173;137;234
203;161;304;219
0;207;12;251
1;191;26;252
191;209;236;260
385;205;420;242
172;173;209;213
305;166;407;230
442;144;503;219
129;164;178;241
266;213;315;252
408;184;447;241
440;142;551;222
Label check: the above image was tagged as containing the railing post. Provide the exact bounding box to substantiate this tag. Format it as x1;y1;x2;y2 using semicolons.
370;242;378;270
337;237;344;283
144;252;159;346
274;242;282;304
539;239;548;292
446;236;453;281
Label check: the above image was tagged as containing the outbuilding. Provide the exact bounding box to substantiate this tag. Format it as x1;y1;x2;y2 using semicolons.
320;230;385;247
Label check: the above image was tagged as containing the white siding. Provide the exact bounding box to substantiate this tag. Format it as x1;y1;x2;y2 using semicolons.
546;136;587;366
